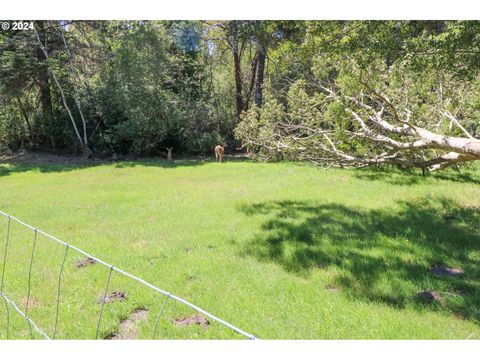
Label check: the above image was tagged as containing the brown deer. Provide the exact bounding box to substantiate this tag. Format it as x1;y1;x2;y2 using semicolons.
215;145;224;162
166;147;173;161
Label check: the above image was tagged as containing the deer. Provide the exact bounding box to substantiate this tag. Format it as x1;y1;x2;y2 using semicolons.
214;145;224;162
166;147;173;161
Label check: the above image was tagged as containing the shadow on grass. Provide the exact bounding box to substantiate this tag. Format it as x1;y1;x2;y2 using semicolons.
0;153;250;177
239;197;480;322
353;166;480;186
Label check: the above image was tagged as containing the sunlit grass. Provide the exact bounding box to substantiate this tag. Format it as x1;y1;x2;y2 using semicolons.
0;157;479;339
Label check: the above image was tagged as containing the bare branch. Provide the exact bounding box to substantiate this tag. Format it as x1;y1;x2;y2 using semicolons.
34;23;84;148
238;72;480;173
59;22;89;146
443;111;476;140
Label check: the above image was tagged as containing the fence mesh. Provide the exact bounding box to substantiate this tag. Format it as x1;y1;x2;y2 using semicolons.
0;210;256;340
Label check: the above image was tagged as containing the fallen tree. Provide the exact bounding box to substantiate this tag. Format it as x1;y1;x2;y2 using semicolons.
236;64;480;173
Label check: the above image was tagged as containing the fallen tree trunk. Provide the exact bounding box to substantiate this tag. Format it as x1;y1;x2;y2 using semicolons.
236;75;480;172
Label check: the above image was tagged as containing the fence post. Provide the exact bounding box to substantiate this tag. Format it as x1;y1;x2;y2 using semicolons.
53;244;69;339
96;266;114;339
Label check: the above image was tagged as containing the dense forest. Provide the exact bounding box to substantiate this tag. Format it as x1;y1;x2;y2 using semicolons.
1;21;480;171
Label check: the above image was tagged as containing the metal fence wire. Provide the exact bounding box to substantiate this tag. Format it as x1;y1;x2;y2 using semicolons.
0;210;256;340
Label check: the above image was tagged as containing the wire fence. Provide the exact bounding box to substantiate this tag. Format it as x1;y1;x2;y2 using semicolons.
0;210;256;340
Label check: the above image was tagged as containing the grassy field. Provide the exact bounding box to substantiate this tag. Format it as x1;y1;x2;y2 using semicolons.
0;155;479;339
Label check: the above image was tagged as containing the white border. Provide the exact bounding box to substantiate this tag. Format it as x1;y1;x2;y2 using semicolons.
2;1;480;357
1;0;480;20
1;340;480;360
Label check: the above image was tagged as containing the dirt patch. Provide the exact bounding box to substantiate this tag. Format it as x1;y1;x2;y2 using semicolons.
0;151;99;166
429;264;464;277
173;314;210;329
111;309;149;340
417;290;441;302
325;284;340;293
0;150;214;167
76;257;96;268
98;291;126;304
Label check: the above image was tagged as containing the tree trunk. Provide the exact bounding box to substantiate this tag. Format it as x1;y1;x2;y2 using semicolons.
59;23;89;147
254;42;266;108
240;81;480;172
233;37;243;118
16;96;32;133
16;96;33;145
244;57;257;112
34;23;89;156
35;21;53;131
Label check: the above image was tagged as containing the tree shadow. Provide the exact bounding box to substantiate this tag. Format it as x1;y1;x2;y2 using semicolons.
353;166;480;186
0;153;222;177
239;197;480;322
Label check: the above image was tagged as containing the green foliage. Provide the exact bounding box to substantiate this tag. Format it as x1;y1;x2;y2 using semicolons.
2;20;480;160
89;21;235;155
0;21;235;156
0;100;25;151
236;21;480;167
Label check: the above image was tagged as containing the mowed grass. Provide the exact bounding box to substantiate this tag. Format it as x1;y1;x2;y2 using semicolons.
0;157;480;339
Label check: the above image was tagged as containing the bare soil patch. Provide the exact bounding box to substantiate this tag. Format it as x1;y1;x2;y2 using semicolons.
173;314;210;329
417;290;441;302
0;151;99;166
76;257;96;268
429;264;464;277
98;291;126;304
111;309;149;340
325;284;340;293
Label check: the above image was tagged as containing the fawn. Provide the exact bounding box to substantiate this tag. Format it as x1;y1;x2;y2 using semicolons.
215;145;224;162
166;147;173;161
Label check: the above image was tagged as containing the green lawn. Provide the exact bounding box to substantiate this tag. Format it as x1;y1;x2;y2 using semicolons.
0;156;479;339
